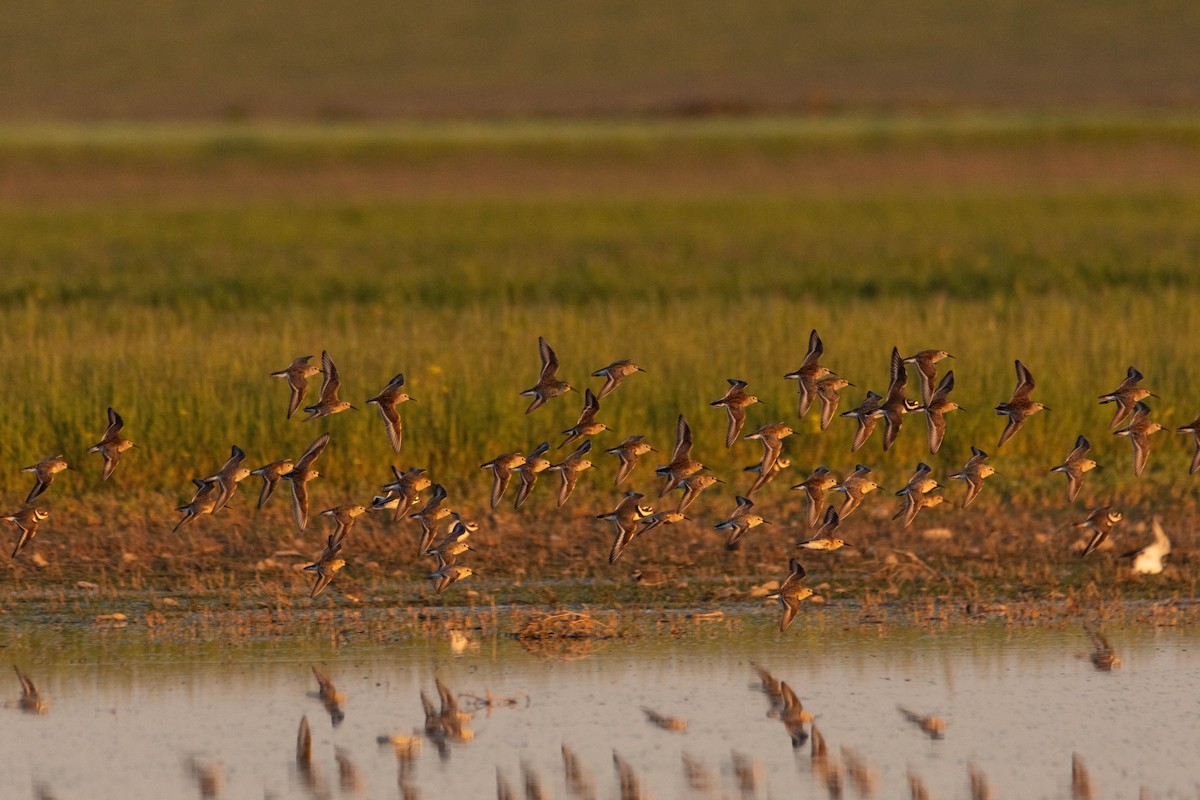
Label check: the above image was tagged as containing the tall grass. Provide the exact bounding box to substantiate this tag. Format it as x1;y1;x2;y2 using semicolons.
2;188;1199;524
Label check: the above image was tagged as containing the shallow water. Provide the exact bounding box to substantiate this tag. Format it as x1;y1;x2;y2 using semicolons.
2;619;1199;799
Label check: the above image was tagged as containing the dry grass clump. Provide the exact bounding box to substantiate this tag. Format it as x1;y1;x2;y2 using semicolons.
512;610;625;660
513;610;619;640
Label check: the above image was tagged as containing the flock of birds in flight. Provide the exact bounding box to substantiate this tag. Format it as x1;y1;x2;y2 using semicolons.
3;332;1186;631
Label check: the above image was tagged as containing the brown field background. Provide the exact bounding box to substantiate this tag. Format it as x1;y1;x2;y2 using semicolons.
4;1;1200;121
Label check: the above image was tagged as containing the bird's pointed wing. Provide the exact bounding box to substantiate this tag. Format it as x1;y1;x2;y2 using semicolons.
881;409;904;451
489;467;511;509
885;347;908;401
286;372;310;418
376;402;403;453
100;450;121;481
961;475;983;508
926;409;946;454
1011;360;1035;402
514;468;537;509
1130;432;1151;476
296;433;331;470
557;469;579;507
537;337;559;382
103;407;124;440
577;388;601;425
801;329;823;369
672;414;693;462
817;385;840;430
851;416;877;453
291;480;310;530
258;475;279;509
997;413;1024;448
318;351;341;403
614;450;638;486
725;405;747;448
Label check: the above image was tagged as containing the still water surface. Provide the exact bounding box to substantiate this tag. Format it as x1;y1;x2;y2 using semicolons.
2;619;1198;799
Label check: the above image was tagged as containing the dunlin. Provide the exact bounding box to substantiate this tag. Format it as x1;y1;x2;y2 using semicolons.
173;479;218;533
366;372;413;453
919;370;959;454
481;451;527;509
674;473;721;512
411;483;452;556
769;559;813;632
320;504;367;543
560;388;607;449
592;359;645;400
549;441;593;507
815;377;854;430
21;454;69;505
1076;507;1123;557
831;464;879;519
878;347;921;451
711;379;759;448
894;464;944;528
656;414;703;497
996;359;1048;448
797;506;853;551
792;467;838;528
597;491;653;564
3;507;49;558
840;390;884;452
283;432;332;530
378;466;431;521
743;456;791;496
784;329;832;419
949;446;995;508
87;407;134;480
745;422;794;491
1099;366;1155;431
429;563;473;593
1177;413;1200;474
606;435;653;487
514;442;552;509
520;336;573;413
271;355;321;419
903;349;955;406
250;458;294;509
304;534;346;598
639;510;686;535
303;351;355;420
715;495;769;550
1114;401;1163;476
203;445;250;513
1051;435;1099;502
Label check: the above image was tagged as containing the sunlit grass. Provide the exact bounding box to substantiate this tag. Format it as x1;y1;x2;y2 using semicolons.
2;192;1199;522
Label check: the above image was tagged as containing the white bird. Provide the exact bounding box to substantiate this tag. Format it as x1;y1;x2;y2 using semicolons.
1121;518;1171;575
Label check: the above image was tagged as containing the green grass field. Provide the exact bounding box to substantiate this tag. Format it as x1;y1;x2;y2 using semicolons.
2;117;1200;510
0;116;1198;609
